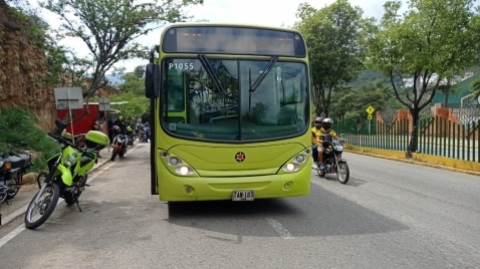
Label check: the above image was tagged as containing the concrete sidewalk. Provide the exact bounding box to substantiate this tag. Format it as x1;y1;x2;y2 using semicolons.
0;142;139;226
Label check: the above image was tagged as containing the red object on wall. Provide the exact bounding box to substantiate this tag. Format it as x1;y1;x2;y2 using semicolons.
57;104;100;137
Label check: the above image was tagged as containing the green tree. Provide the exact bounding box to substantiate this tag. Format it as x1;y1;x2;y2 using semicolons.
118;66;145;96
365;0;480;155
294;0;372;117
109;92;149;117
330;79;402;121
40;0;203;128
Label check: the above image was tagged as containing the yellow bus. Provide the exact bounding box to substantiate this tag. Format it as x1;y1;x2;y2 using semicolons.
144;23;312;210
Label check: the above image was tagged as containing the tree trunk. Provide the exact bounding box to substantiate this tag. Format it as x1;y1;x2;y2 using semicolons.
407;108;420;157
444;92;449;108
315;106;323;117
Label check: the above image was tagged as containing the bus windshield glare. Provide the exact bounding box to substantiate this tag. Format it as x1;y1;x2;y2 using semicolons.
161;58;310;142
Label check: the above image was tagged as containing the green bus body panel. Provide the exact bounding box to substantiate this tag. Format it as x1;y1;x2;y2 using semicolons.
166;138;309;177
157;158;311;202
150;22;312;200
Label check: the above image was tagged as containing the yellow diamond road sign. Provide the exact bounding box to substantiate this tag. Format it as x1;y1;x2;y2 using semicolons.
366;105;375;115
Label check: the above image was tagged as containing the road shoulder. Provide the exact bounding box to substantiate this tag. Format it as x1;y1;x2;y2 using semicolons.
345;144;480;177
0;142;138;227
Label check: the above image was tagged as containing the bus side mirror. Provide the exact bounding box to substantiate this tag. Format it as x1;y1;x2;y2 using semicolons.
145;63;160;98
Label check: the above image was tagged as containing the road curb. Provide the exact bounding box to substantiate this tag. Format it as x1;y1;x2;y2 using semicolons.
345;146;480;177
0;142;139;227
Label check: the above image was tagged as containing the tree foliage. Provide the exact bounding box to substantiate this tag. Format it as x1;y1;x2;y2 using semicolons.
364;0;480;154
106;66;148;117
330;79;403;122
38;0;203;130
40;0;204;101
118;65;145;96
294;0;372;117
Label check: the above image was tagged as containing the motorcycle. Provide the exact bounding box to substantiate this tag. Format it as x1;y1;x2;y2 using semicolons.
316;134;350;184
110;134;128;161
127;133;136;146
139;129;149;143
24;119;109;230
0;142;33;204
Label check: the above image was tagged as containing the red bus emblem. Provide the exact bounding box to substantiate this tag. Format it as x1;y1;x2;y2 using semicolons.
235;152;245;162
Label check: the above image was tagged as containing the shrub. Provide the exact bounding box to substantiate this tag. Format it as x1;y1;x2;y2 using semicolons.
0;107;60;172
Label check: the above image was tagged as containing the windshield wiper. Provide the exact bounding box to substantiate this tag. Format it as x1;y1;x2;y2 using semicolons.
249;56;279;93
198;54;227;96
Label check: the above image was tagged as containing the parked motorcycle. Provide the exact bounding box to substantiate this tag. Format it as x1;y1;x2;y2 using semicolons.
110;134;128;161
127;133;136;146
139;129;148;143
24;119;109;230
316;134;350;184
0;142;33;204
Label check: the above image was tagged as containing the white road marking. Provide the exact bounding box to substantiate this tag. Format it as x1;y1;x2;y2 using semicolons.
0;144;140;249
266;218;294;239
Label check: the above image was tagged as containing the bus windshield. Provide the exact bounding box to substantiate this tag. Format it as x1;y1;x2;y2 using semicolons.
161;58;309;142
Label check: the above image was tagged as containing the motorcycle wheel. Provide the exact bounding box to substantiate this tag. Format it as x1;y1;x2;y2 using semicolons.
6;175;21;199
24;182;60;230
36;171;48;189
316;167;326;177
168;202;179;218
111;148;118;161
336;162;350;184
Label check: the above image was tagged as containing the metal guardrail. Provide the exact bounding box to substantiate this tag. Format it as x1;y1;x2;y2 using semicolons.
335;117;480;162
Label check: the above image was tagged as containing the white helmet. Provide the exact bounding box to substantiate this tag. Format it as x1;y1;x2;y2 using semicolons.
322;118;333;129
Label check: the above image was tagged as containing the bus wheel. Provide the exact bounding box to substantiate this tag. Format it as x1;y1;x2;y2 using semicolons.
167;202;177;217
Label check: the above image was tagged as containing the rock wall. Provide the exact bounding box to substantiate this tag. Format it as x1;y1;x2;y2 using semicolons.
0;3;57;131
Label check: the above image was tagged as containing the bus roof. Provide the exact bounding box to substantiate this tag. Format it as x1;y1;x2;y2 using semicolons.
162;22;302;35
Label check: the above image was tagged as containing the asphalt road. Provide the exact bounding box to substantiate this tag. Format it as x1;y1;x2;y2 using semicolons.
0;143;480;269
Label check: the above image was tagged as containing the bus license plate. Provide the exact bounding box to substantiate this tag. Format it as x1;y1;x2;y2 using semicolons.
232;190;254;201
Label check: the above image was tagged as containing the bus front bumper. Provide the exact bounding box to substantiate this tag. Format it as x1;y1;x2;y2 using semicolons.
158;166;311;202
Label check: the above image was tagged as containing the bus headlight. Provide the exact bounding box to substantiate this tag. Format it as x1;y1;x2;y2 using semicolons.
175;165;193;175
294;154;306;164
168;157;181;166
160;151;196;176
280;149;310;173
283;162;299;172
283;163;299;172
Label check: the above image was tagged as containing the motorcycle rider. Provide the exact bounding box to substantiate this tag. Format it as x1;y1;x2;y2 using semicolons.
311;117;323;169
113;116;127;135
111;125;127;158
113;116;128;149
318;118;342;171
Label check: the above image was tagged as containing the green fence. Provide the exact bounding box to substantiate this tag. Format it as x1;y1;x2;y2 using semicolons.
334;117;480;162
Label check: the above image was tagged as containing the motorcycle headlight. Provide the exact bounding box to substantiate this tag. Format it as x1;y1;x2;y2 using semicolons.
64;152;78;167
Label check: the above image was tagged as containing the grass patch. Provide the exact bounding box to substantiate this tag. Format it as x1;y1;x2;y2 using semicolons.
0;107;60;172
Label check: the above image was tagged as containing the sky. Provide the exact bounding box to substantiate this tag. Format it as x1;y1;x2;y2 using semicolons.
30;0;389;73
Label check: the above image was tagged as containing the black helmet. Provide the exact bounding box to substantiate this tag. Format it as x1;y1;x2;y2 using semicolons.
314;117;323;124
